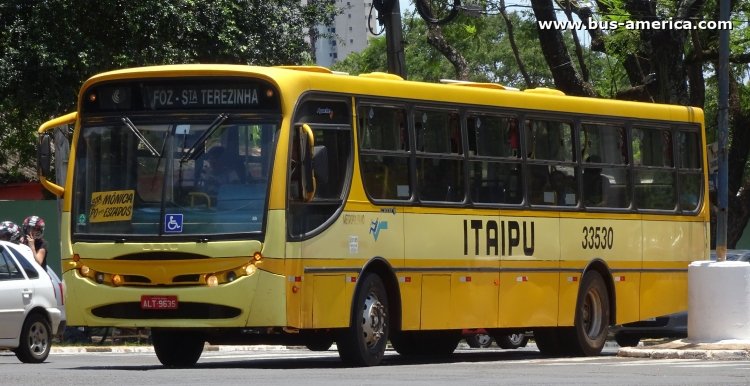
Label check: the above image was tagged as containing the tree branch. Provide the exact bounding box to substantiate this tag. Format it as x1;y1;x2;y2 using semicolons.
687;50;750;64
499;0;533;88
425;24;469;80
555;0;605;52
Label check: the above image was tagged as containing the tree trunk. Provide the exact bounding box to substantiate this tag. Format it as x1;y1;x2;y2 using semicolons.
530;0;596;96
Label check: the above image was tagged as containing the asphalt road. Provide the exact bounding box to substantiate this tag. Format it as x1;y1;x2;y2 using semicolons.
2;344;749;386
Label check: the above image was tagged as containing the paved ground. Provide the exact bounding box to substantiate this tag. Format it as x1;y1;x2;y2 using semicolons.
46;339;750;361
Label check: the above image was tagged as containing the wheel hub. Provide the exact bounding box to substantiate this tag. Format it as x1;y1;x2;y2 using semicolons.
361;293;386;347
583;291;603;338
28;321;49;356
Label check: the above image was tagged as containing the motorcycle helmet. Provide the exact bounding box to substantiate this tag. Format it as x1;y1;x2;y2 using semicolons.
22;216;45;240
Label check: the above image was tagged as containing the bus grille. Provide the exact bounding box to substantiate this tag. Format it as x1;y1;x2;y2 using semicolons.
91;302;242;319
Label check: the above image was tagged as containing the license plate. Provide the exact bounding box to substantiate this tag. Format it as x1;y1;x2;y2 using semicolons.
140;295;178;310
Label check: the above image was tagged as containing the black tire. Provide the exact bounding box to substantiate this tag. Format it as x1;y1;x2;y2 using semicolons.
152;329;205;367
466;333;493;348
495;333;529;349
336;273;389;366
614;332;640;347
568;271;610;356
533;328;567;356
305;336;334;351
392;331;461;357
14;313;51;363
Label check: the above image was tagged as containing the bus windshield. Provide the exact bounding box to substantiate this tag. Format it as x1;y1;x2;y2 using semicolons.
71;114;278;239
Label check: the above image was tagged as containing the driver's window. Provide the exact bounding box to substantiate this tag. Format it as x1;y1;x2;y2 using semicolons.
288;97;352;239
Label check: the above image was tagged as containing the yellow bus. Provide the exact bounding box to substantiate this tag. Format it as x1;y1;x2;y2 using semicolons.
37;64;708;366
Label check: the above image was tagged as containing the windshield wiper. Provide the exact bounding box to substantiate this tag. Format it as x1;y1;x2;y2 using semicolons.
122;116;160;157
180;113;229;162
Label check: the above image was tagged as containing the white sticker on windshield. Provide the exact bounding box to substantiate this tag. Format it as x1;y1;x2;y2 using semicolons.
176;124;190;134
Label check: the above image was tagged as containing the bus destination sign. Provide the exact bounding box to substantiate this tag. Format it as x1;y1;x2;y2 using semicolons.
144;85;262;110
84;78;279;112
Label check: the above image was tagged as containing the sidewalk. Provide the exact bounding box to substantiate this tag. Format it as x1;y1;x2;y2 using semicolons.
618;339;750;360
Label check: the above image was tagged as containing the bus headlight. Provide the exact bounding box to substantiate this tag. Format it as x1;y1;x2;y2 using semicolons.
226;271;237;282
206;274;219;287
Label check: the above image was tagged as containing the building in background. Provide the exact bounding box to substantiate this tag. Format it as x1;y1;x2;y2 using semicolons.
310;0;379;67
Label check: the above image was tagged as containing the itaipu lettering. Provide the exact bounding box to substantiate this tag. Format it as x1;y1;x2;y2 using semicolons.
463;219;535;256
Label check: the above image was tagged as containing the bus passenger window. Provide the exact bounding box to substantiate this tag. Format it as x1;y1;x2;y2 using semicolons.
580;123;630;209
528;164;551;205
547;169;576;205
583;155;611;207
525;117;577;207
633;126;676;210
509;119;519;157
466;114;522;205
414;109;464;203
676;130;702;212
467;114;518;158
358;105;411;201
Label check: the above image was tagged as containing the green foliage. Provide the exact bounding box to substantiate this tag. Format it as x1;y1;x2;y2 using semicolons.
0;0;335;179
334;11;559;88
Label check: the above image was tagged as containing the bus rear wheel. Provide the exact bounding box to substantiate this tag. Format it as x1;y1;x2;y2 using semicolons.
152;328;205;367
569;270;610;356
392;331;461;357
495;332;529;349
336;273;389;366
533;328;567;356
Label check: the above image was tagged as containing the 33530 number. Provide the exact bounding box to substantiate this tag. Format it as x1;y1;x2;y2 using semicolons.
582;226;614;249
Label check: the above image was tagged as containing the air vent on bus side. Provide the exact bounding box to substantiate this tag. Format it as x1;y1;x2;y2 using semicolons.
275;65;349;76
439;79;519;91
523;87;566;96
275;65;334;74
359;72;404;81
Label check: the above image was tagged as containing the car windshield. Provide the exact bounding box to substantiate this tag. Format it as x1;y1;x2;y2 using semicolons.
72;114;279;240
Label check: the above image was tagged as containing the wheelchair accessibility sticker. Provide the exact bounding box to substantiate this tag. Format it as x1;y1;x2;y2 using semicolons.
164;214;183;233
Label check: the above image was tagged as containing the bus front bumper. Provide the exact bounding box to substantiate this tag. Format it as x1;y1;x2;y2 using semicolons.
62;268;286;328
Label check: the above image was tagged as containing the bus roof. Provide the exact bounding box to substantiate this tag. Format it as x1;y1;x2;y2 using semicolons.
80;64;703;125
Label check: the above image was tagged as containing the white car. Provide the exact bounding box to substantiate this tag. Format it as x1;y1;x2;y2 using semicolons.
0;240;65;363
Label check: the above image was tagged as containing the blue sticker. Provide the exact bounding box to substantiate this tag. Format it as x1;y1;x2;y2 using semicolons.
164;214;183;233
369;218;388;241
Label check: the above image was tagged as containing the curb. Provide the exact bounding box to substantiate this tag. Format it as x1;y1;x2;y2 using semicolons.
618;347;750;360
617;339;750;360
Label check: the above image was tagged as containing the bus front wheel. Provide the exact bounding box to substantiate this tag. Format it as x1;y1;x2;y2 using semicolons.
336;273;389;366
152;328;204;367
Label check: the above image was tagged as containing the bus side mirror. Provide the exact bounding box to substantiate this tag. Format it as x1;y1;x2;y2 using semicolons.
38;133;53;178
298;124;316;202
37;112;76;197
